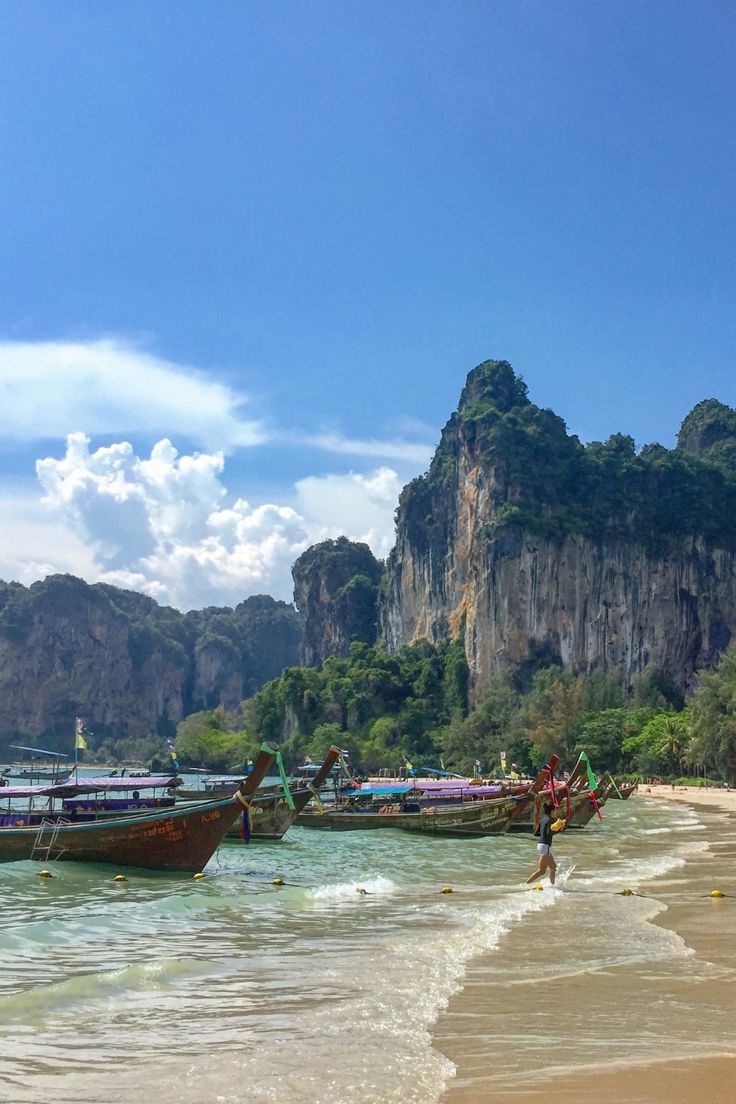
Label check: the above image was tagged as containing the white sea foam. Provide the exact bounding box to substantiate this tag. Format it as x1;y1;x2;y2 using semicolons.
306;873;399;903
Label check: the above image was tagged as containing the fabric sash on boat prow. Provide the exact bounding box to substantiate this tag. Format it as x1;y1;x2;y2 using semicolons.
581;752;604;821
605;771;624;800
236;741;278;842
240;799;253;841
274;751;296;811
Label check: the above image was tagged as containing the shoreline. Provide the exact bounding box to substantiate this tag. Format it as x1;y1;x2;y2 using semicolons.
639;781;736;812
433;789;736;1104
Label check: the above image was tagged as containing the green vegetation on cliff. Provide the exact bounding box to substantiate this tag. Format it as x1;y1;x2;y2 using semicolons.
398;360;736;555
292;537;383;665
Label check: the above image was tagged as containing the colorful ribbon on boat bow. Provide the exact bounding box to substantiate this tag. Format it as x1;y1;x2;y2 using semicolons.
533;760;560;833
308;784;326;814
274;750;296;811
234;790;254;842
581;753;603;821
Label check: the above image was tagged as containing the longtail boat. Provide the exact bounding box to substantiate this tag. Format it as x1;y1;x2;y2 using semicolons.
560;765;615;828
0;742;277;872
296;794;518;835
611;778;638;799
505;754;611;831
296;759;558;837
225;746;341;840
172;775;249;801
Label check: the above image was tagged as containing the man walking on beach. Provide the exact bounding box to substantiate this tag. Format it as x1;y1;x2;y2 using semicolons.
526;802;563;886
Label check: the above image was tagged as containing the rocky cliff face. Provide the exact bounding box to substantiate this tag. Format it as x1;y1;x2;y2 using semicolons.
0;576;302;745
381;360;736;699
292;537;382;666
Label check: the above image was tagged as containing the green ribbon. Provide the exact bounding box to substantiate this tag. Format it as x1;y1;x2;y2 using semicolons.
607;773;624;799
581;752;599;791
274;750;296;810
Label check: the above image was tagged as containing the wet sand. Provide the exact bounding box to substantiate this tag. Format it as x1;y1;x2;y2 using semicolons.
434;790;736;1104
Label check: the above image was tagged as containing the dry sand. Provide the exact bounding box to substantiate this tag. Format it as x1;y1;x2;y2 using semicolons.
435;787;736;1104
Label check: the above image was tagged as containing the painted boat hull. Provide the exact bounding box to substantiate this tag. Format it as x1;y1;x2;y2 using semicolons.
0;795;245;871
296;795;520;836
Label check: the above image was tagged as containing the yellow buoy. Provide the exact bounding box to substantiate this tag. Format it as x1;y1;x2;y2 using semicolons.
710;889;723;898
441;886;454;894
114;874;127;882
621;888;634;896
193;872;205;880
273;876;284;886
37;869;53;878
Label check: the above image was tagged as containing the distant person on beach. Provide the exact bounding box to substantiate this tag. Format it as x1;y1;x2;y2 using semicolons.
526;802;564;886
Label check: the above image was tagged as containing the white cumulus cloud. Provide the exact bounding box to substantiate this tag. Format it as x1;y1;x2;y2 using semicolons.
0;338;264;451
295;467;403;559
30;435;402;608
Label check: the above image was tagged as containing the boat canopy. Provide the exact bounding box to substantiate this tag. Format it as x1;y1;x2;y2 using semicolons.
8;744;67;757
0;784;52;799
0;774;177;799
355;784;414;796
420;766;467;778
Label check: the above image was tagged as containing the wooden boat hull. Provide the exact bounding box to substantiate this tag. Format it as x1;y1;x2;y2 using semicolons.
225;790;311;841
297;795;519;836
0;795;245;871
565;787;611;827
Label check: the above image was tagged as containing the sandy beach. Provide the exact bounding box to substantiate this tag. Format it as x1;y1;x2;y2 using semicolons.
643;782;736;811
434;787;736;1104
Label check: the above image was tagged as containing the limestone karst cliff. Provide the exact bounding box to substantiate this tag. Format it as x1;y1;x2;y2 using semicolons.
380;360;736;699
0;575;302;746
292;537;382;666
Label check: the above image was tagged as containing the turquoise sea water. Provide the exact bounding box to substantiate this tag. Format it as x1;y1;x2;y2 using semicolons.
0;798;730;1104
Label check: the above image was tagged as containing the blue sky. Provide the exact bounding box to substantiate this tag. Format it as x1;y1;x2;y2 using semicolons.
1;1;734;608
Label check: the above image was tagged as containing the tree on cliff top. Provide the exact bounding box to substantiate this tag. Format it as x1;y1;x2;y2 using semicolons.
399;358;736;554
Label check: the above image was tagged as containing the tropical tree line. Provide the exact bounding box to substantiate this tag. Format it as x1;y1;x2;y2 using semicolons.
165;638;736;784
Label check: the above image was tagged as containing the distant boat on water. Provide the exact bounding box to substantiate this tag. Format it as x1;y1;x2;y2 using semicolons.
2;743;70;782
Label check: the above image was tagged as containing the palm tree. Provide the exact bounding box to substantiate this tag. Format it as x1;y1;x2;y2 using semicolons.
658;714;689;773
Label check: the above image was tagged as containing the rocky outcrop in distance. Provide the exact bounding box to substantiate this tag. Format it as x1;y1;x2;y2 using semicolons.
292;537;382;666
0;575;303;745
